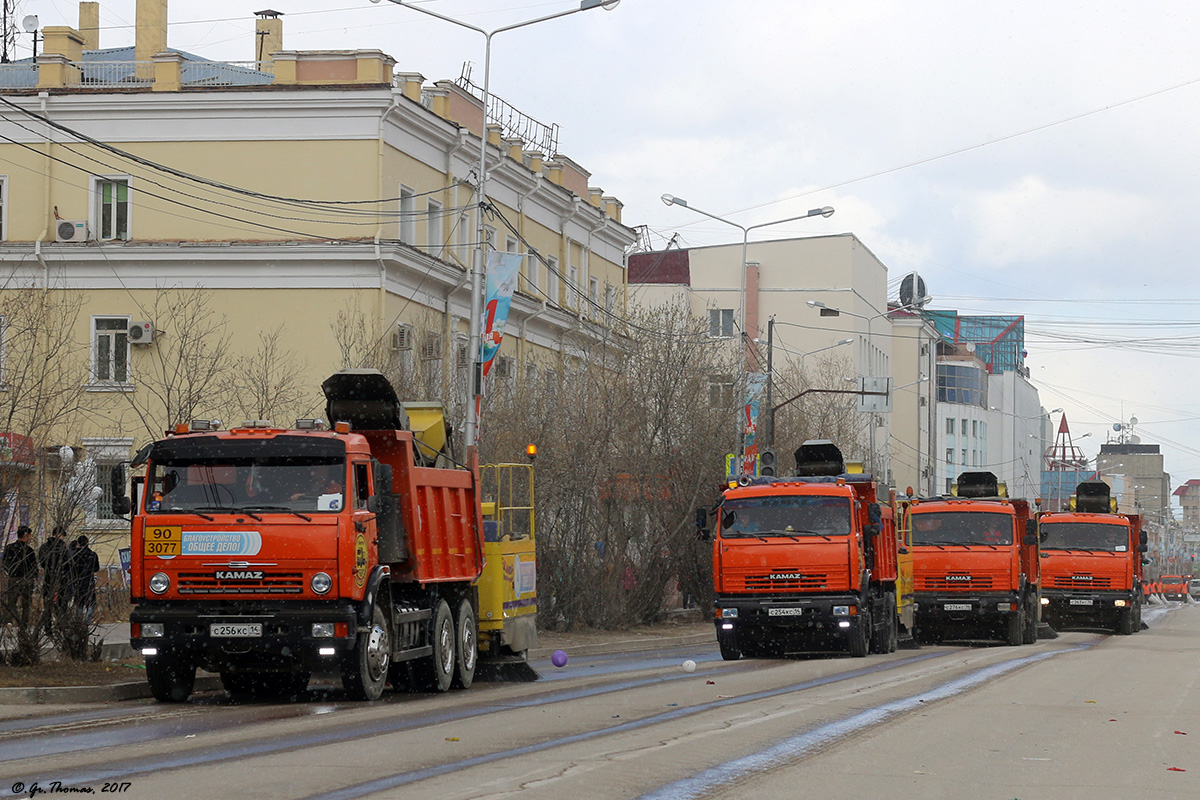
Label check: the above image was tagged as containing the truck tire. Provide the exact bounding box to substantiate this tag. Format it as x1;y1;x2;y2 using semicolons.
870;592;897;654
716;627;741;661
1005;605;1024;646
414;598;455;692
848;609;871;658
452;598;478;689
342;603;390;700
1117;606;1136;635
146;654;196;703
1022;595;1038;644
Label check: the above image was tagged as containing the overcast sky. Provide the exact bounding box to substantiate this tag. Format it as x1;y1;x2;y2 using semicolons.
16;0;1200;493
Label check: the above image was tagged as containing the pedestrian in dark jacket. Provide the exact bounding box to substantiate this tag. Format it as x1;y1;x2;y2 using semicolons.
2;526;38;627
37;526;70;635
68;535;100;620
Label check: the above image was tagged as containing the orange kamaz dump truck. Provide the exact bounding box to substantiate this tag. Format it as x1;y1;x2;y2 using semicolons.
1038;481;1145;633
701;440;912;659
907;472;1040;646
124;369;536;702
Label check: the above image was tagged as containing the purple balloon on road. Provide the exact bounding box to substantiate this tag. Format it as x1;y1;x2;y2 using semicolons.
551;649;568;668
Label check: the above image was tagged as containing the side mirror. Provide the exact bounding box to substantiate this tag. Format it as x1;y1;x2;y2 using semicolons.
1138;544;1148;553
111;496;131;516
367;496;382;514
1139;531;1148;546
110;463;128;500
864;523;880;538
1023;532;1038;547
868;503;882;525
695;507;710;541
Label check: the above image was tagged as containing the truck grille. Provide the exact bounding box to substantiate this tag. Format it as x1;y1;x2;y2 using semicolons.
742;573;829;591
918;576;995;591
1050;575;1113;590
177;572;304;594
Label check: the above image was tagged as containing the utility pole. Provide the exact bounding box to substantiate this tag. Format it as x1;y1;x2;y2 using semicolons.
2;0;16;64
763;316;774;451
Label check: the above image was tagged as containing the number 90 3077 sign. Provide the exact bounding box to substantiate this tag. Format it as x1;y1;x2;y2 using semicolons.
144;525;181;557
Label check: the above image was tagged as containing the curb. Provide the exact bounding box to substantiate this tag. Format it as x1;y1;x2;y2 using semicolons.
0;675;223;706
530;630;714;660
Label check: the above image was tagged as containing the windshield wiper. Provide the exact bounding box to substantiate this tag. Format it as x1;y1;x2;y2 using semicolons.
762;529;833;541
164;509;215;521
241;505;312;522
194;505;263;522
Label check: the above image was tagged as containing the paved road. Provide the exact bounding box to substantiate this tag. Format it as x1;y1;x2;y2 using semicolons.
0;607;1194;799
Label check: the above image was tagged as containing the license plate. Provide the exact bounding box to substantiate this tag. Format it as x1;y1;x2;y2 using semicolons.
1069;599;1093;606
768;607;805;617
210;623;262;638
144;525;182;557
944;603;972;611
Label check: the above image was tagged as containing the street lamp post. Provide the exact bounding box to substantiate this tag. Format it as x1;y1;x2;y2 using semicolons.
661;194;833;471
375;0;618;464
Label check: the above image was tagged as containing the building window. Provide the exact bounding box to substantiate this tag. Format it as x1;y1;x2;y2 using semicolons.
92;317;130;384
937;363;988;408
83;437;134;526
972;450;978;467
961;419;968;435
95;177;130;240
458;212;471;262
0;314;6;386
972;420;978;438
709;309;735;338
946;417;955;434
946;478;953;494
605;285;616;314
589;277;599;316
567;263;579;309
399;185;416;244
708;376;735;408
426;199;443;255
946;448;954;466
547;256;560;304
0;175;6;240
526;249;540;293
961;448;967;465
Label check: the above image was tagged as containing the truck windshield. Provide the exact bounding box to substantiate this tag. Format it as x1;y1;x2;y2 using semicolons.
719;496;851;538
1040;522;1129;552
147;457;347;514
912;511;1013;546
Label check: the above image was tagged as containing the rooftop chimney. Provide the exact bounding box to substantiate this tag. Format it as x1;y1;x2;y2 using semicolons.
254;9;283;73
79;2;100;50
135;0;168;64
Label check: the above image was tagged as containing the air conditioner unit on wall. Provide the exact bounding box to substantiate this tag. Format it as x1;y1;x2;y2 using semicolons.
128;321;154;345
55;220;89;242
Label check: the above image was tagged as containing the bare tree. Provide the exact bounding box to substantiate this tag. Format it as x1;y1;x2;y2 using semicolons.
222;326;314;425
122;289;234;440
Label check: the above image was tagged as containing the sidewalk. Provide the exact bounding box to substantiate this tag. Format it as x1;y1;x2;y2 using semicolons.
0;617;716;705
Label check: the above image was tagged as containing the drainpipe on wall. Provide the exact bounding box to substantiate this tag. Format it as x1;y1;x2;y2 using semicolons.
376;93;403;331
35;93;51;291
519;301;550;374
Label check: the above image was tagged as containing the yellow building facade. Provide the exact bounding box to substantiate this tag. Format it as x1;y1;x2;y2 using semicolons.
0;4;635;563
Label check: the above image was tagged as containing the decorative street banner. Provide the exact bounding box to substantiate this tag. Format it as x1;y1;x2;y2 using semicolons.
480;250;525;380
743;373;767;474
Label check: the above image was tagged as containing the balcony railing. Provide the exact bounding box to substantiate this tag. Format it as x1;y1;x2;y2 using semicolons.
0;59;274;91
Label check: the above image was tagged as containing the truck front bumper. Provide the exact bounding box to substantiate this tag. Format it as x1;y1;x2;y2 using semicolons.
913;592;1022;622
714;594;865;637
1041;590;1135;616
131;601;359;673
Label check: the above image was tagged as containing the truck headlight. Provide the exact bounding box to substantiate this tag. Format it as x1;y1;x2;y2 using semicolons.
720;608;738;618
1114;599;1128;607
141;623;164;638
312;623;335;637
149;573;170;594
311;572;332;595
833;605;850;616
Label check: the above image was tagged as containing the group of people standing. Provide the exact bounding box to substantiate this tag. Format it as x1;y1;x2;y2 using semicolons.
1;526;101;631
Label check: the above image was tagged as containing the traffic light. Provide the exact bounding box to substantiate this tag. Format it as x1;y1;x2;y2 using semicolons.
759;449;777;477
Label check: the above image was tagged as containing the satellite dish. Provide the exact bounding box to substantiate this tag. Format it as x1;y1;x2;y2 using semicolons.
1130;416;1138;426
899;272;928;309
22;15;39;33
1113;423;1122;432
964;341;976;353
1130;435;1141;445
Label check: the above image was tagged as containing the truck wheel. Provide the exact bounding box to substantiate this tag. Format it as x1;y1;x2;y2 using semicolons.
1117;606;1135;635
716;627;741;660
146;654;196;703
1022;596;1038;644
342;603;390;700
870;592;897;654
1005;605;1024;646
848;609;871;658
452;598;478;689
415;599;455;692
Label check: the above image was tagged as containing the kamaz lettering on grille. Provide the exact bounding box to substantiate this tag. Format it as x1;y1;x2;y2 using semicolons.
215;570;264;580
